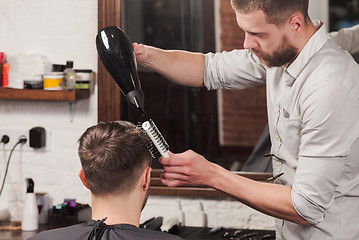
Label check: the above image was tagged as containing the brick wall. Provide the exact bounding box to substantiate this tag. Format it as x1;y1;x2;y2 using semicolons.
0;0;97;220
218;0;268;147
220;0;245;51
141;196;275;230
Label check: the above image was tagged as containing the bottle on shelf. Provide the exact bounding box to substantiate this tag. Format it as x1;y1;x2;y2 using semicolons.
64;61;76;90
2;60;10;88
0;52;5;87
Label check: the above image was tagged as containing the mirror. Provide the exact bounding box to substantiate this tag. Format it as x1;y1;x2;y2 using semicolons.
119;0;268;172
98;0;271;196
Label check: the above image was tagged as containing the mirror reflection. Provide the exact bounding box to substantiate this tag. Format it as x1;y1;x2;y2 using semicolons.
119;0;269;172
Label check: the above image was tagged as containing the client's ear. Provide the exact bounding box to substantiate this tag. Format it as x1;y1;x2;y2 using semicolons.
142;167;152;191
79;168;90;189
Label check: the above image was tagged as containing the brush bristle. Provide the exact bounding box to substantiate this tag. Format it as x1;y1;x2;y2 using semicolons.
138;122;162;159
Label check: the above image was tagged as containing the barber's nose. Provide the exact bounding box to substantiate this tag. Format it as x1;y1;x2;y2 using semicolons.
243;33;258;50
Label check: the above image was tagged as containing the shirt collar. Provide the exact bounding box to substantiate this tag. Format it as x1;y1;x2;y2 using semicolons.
285;21;328;83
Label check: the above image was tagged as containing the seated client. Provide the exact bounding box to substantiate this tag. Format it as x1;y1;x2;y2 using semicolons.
30;121;183;240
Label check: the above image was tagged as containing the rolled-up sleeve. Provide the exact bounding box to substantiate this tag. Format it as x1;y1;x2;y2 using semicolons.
204;49;266;90
291;156;345;224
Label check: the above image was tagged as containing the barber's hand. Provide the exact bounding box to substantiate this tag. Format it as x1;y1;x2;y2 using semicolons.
160;150;216;187
132;42;148;65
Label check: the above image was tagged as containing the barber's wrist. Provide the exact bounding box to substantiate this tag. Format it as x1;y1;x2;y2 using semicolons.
206;162;226;190
142;45;160;69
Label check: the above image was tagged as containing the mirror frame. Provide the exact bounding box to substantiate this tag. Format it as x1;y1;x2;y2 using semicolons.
149;169;272;197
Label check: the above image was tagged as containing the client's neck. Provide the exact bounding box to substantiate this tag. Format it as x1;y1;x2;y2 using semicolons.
91;191;143;227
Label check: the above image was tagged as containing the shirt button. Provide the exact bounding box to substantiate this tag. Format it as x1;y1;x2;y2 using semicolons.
275;162;280;167
275;135;280;141
275;108;279;114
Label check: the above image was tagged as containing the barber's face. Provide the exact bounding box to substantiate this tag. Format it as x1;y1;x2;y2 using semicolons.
235;10;298;67
251;35;298;67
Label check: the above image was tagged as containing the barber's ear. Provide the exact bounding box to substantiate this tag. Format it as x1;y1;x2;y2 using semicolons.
288;15;304;33
79;168;90;189
142;167;152;191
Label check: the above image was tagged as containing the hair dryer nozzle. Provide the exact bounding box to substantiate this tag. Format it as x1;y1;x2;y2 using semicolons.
126;89;145;116
96;26;145;115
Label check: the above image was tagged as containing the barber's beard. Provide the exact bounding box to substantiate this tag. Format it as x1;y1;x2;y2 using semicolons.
251;36;298;68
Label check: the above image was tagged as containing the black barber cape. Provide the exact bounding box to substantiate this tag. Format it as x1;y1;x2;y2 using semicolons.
28;219;184;240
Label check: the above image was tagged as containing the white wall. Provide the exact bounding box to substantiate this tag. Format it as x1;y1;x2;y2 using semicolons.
309;0;329;31
0;0;98;220
141;196;275;229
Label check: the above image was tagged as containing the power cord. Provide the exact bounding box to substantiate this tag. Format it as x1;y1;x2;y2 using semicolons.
0;136;27;197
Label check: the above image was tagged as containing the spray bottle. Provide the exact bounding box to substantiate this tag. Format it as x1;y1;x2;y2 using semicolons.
21;178;38;231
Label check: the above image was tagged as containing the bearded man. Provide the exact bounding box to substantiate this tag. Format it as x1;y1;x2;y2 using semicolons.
133;0;359;239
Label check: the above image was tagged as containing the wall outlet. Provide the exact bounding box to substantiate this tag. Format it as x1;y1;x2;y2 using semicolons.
0;129;51;152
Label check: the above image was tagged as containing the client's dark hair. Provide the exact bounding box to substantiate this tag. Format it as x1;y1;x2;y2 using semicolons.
78;121;152;195
231;0;310;26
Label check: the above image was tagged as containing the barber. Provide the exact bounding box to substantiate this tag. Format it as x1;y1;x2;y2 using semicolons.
134;0;359;239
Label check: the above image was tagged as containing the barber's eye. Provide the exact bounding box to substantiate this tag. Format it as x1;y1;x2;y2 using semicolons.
249;32;262;37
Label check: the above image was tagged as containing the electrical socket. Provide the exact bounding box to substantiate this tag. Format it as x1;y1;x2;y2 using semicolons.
0;129;51;152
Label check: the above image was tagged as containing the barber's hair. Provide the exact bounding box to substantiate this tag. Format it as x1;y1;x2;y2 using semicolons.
231;0;310;26
78;121;152;195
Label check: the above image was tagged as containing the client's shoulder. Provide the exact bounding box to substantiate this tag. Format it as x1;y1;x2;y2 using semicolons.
28;223;90;240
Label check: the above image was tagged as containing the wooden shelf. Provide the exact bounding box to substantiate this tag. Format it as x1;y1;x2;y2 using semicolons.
0;88;90;101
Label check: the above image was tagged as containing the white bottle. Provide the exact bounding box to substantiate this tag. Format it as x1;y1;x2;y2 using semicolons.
64;61;76;90
21;178;39;231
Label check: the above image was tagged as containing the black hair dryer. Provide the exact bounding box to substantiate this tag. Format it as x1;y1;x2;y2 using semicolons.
96;26;145;115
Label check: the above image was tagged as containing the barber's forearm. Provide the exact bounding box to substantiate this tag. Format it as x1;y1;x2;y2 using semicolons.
141;45;205;87
209;164;310;225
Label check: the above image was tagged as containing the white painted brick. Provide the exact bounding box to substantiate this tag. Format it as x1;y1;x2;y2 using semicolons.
0;0;97;221
142;196;275;230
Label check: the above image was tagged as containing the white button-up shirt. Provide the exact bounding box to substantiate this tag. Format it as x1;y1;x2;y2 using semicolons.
204;22;359;239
